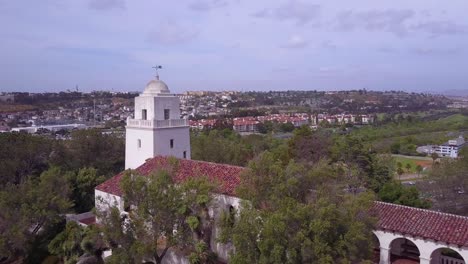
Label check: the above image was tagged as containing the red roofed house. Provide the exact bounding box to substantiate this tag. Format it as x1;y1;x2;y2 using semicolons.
232;117;259;133
94;76;468;264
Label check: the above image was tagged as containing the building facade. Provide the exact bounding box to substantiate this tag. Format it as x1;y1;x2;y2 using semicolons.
125;78;191;169
434;136;465;158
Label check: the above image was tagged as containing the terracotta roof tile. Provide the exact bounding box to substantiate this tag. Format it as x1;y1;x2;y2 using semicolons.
372;201;468;247
79;216;96;226
96;156;244;197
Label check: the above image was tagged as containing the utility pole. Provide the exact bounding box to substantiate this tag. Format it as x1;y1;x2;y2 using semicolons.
93;97;96;126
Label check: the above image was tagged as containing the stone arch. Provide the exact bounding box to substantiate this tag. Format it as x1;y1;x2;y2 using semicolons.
430;247;465;264
389;237;421;263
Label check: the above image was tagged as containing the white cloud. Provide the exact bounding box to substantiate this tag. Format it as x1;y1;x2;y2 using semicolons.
188;0;228;12
334;9;414;37
88;0;125;11
252;1;321;25
146;21;199;45
281;35;308;49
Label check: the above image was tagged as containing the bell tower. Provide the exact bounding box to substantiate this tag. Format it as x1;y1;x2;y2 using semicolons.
125;69;191;169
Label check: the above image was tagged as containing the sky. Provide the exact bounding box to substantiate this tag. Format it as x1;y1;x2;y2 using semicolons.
1;0;468;93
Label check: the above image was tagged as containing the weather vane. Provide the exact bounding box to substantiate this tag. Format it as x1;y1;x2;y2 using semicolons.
152;65;163;80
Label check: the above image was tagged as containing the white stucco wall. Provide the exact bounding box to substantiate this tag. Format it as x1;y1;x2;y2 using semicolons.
374;230;468;264
153;127;191;160
125;126;155;169
209;194;243;262
95;189;242;263
125;126;191;169
161;250;190;264
126;90;190;169
134;96;180;121
94;189;124;221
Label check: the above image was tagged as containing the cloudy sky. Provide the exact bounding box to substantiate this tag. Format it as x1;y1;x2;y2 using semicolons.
1;0;468;93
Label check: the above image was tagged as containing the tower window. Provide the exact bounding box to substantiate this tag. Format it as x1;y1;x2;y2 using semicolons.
142;109;147;120
138;139;141;148
164;109;170;120
170;139;174;148
183;151;186;159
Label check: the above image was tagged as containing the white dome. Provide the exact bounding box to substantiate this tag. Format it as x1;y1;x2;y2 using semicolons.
143;79;170;95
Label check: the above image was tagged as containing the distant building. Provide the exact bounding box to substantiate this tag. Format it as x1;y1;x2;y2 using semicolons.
10;123;87;133
189;119;216;130
434;136;466;158
0;94;14;103
233;117;259;133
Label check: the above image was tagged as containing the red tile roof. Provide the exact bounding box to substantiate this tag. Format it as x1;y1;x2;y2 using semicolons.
96;156;244;197
79;216;96;226
372;201;468;247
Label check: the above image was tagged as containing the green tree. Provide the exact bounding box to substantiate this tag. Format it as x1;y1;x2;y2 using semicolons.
390;142;400;154
48;221;84;264
97;168;215;264
415;164;423;176
66;129;124;176
378;181;431;208
431;152;439;166
396;167;404;181
405;163;412;173
279;122;295;133
48;222;103;264
288;126;331;164
0;133;54;185
191;129;271;166
397;162;403;169
331;135;374;181
0;167;72;262
367;154;395;193
257;121;274;134
429;151;468;214
70;167;106;213
220;152;376;264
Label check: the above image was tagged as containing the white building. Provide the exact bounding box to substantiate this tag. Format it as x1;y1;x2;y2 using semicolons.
125;77;191;169
95;157;243;263
10;123;87;133
95;75;241;263
434;136;465;158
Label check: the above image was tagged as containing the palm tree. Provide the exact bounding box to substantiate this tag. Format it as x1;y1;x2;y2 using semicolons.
431;152;439;166
405;163;412;173
397;167;404;182
416;165;423;177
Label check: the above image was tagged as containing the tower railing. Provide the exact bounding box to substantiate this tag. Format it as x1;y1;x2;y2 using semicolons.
127;118;189;129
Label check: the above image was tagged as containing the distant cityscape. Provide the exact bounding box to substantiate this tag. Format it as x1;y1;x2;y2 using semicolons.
1;89;467;137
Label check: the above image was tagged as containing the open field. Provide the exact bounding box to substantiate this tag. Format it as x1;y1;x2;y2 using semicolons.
0;104;37;113
392;154;433;175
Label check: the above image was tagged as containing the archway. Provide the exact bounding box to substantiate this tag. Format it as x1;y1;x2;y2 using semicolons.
390;238;420;263
430;248;465;264
371;233;380;264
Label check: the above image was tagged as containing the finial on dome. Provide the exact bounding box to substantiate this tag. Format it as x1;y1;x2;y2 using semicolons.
152;65;162;80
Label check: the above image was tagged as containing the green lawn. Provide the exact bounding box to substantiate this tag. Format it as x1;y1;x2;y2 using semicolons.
392;155;433;174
